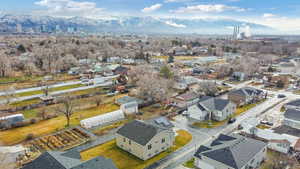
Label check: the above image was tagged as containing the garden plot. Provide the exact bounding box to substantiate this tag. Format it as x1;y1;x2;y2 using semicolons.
25;127;91;152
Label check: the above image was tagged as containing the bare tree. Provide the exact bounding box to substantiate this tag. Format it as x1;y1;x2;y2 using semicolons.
3;86;16;104
94;95;103;107
56;97;74;127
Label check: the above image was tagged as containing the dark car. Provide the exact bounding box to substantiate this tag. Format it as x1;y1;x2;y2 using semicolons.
228;118;236;124
278;94;286;98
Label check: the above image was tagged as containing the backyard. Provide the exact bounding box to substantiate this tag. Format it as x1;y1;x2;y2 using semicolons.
0;95;122;145
80;130;192;169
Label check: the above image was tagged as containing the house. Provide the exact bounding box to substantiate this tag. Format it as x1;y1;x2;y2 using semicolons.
116;118;175;160
283;109;300;130
121;101;138;115
285;99;300;110
265;75;290;88
187;96;236;122
231;72;246;81
22;151;117;169
194;134;267;169
228;87;265;106
173;92;199;108
268;139;290;154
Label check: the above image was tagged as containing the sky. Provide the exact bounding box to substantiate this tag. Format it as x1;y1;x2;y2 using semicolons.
1;0;300;33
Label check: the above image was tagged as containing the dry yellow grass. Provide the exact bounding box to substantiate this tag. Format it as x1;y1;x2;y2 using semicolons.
0;99;120;145
81;130;192;169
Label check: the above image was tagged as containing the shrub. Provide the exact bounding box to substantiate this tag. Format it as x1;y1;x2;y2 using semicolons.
26;133;35;140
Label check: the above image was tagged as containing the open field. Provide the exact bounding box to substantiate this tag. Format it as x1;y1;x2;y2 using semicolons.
0;95;122;145
0;73;78;90
80;130;192;169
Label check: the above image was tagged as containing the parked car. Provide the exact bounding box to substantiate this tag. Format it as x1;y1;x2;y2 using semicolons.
278;94;286;98
228;118;236;124
260;120;273;126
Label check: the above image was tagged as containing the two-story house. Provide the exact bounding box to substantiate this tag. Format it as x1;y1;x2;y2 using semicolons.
187;96;236;122
194;134;267;169
116;117;175;160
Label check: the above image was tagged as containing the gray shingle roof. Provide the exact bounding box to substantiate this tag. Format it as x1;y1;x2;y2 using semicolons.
284;109;300;121
198;96;231;112
194;134;267;169
286;99;300;107
117;120;166;145
22;151;117;169
230;87;263;97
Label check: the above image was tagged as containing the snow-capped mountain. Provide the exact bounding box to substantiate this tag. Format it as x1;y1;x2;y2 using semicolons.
0;14;275;34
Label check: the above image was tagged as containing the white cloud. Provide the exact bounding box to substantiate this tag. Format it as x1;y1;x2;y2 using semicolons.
142;4;162;13
173;4;246;13
263;13;276;18
165;21;186;28
164;0;193;3
34;0;104;17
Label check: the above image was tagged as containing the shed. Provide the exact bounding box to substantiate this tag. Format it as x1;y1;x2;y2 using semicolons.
121;101;138;115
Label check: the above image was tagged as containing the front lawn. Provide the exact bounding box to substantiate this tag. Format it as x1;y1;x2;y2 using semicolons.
183;158;195;168
80;130;192;169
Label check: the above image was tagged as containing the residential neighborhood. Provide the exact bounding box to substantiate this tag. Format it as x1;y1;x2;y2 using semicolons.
2;1;300;169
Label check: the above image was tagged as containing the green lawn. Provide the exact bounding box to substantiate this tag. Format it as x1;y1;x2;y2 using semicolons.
81;130;192;169
10;98;41;108
256;124;271;129
183;158;195;168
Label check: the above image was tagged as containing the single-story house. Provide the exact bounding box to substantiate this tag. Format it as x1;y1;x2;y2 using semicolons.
116;118;175;160
228;87;265;106
268;139;291;154
172;92;199;108
283;109;300;130
187;96;236;122
121;101;138;115
22;151;117;169
194;134;267;169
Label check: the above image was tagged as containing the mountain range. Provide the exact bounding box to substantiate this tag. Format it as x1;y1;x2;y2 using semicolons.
0;14;275;34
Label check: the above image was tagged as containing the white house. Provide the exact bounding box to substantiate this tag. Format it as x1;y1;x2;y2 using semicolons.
268;139;290;154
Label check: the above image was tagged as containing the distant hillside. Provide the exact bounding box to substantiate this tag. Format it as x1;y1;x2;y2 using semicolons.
0;14;275;34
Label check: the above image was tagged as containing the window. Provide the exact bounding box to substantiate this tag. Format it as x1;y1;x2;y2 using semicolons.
148;144;152;150
129;140;131;145
162;138;165;143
